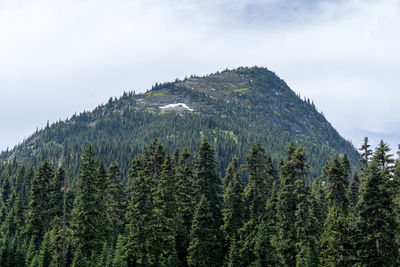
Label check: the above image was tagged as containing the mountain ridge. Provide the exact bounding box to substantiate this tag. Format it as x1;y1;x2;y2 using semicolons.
0;66;359;181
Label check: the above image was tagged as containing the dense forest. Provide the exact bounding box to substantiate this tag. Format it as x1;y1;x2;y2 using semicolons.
0;136;399;266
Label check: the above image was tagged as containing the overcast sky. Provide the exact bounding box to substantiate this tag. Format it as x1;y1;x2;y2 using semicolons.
0;0;399;153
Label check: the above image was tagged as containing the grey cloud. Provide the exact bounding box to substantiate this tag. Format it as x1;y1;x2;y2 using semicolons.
0;0;399;152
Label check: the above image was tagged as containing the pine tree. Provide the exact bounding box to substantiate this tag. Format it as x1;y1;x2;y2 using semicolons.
348;171;360;213
154;154;181;264
319;207;353;267
193;138;223;226
310;178;327;239
175;149;195;266
39;231;53;267
24;160;54;247
238;144;273;266
319;156;353;266
356;161;399;266
192;138;223;264
360;137;372;169
294;177;318;267
341;154;351;179
70;145;104;258
276;143;309;266
243;143;271;220
324;156;349;213
124;156;170;266
252;221;278;267
221;158;244;253
48;167;65;226
155;154;178;220
227;237;241;267
106;162;126;243
187;195;221;267
373;140;395;171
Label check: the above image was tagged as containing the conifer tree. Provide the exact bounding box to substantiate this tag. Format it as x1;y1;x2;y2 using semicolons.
356;161;398;266
239;144;273;266
243;144;271;220
221;158;244;265
106;162;126;243
222;158;244;251
310;178;327;239
324;156;349;213
187;195;221;267
360;137;372;170
156;154;178;220
348;171;360;212
192;138;223;263
24;160;54;247
124;154;171;266
70;145;104;258
294;177;318;267
341;154;351;179
276;143;309;266
252;221;278;267
39;231;53;267
193;138;223;226
319;156;353;266
48;167;65;225
175;149;195;266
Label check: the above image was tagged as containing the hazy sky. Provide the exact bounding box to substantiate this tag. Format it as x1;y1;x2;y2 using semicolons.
0;0;399;152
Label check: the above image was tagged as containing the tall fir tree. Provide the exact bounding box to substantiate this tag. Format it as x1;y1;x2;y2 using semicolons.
221;158;244;262
175;149;195;267
70;145;104;258
356;161;399;266
276;143;309;266
187;195;221;267
24;160;54;247
319;156;353;266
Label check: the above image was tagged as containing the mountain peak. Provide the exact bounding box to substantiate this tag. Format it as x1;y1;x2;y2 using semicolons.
0;66;359;179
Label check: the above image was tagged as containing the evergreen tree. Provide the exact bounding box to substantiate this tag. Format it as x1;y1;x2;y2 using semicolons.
124;151;171;266
360;137;372;169
175;149;195;266
252;221;278;267
294;177;318;267
39;231;53;267
373;140;395;171
48;167;65;225
193;138;223;226
324;156;349;214
192;138;223;264
221;158;244;253
276;143;309;266
243;143;270;221
319;156;353;266
356;162;399;266
107;162;126;243
70;145;104;258
24;160;54;247
310;178;327;239
348;171;360;212
187;195;221;267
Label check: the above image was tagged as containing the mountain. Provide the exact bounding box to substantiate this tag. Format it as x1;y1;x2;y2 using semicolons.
0;66;359;181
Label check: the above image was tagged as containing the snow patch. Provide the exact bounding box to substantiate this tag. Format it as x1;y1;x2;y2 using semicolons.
160;103;194;111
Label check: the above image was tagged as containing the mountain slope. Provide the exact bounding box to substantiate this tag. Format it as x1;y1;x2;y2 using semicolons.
0;67;359;181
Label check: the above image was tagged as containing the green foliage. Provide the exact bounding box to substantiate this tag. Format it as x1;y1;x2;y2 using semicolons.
70;146;105;258
24;161;54;247
356;162;399;266
187;195;221;267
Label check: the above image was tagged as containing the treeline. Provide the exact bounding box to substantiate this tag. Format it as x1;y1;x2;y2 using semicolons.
0;137;399;266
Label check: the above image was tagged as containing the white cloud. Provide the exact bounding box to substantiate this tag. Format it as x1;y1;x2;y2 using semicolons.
0;0;399;152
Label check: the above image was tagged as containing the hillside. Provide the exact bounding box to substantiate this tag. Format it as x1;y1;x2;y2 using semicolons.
0;66;359;181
